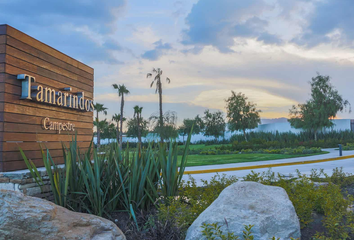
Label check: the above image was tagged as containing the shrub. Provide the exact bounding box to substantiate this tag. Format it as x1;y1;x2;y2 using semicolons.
201;222;300;240
239;146;322;155
343;143;354;150
243;168;354;239
157;174;238;233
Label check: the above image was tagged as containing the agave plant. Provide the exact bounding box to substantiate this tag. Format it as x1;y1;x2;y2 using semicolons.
20;127;193;226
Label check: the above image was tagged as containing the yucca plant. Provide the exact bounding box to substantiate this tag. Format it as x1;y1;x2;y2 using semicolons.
78;149;121;217
61;136;92;211
20;129;193;224
158;126;192;198
39;146;71;207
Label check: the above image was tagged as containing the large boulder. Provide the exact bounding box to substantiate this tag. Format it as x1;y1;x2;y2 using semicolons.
185;181;300;240
0;190;126;240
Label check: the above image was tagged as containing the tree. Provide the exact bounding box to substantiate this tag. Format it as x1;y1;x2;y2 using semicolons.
149;110;178;141
203;110;226;140
126;118;149;142
93;103;107;150
101;121;116;139
289;74;351;141
147;68;171;143
112;84;130;149
133;105;144;145
178;115;204;143
225;91;261;142
112;114;126;144
94;119;109;138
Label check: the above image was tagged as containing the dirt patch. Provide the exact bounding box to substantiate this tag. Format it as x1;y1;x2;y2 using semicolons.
109;210;184;240
301;212;326;240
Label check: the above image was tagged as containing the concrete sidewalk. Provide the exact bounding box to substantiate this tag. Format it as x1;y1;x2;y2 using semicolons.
182;148;354;185
184;148;354;172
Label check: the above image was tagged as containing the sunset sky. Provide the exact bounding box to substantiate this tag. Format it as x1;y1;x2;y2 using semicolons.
1;0;354;124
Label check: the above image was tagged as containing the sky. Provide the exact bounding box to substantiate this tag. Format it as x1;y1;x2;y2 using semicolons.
1;0;354;126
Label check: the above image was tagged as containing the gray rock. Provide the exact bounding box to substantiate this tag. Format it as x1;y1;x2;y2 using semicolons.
185;181;300;240
0;190;126;240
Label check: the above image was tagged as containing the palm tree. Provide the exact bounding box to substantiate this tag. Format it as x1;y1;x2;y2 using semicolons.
93;103;107;150
147;68;171;143
112;114;126;144
133;105;143;145
112;84;130;149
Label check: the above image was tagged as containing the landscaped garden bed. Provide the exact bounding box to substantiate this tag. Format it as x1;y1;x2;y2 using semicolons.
15;135;354;240
110;168;354;240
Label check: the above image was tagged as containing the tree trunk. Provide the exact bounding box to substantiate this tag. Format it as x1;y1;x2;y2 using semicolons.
96;111;100;150
116;122;119;144
314;129;318;142
137;114;142;146
119;95;124;149
243;129;248;142
158;81;164;143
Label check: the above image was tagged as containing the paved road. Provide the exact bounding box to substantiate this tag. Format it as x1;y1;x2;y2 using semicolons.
182;148;354;185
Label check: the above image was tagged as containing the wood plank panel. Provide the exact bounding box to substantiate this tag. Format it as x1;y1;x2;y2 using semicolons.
1;73;93;98
3;157;64;172
1;25;94;172
0;132;2;172
3;66;93;94
0;63;5;73
0;35;6;45
3;112;93;129
0;54;5;64
0;25;6;35
3;123;93;135
3;148;89;161
5;25;94;75
3;103;93;123
2;92;93;118
2;141;92;152
4;149;63;161
6;45;93;81
3;132;92;142
5;54;93;87
6;36;93;80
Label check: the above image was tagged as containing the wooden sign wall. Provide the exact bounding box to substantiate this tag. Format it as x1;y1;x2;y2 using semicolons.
0;25;94;172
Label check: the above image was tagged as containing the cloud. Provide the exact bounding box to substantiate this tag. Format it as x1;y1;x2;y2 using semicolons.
141;40;173;60
181;0;282;52
191;89;297;114
0;0;127;64
293;0;354;48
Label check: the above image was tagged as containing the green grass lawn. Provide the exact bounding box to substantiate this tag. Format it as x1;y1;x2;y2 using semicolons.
178;151;328;167
177;144;231;151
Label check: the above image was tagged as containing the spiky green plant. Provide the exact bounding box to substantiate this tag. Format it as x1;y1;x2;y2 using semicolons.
20;129;193;224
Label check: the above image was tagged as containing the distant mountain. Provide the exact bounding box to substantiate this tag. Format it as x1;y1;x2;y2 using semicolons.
261;118;288;124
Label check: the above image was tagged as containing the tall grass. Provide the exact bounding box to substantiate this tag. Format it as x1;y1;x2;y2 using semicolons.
20;132;192;223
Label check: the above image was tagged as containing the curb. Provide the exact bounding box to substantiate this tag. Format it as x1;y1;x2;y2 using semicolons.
183;154;354;175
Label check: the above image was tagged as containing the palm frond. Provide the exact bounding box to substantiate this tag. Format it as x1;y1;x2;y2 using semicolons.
150;80;155;88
